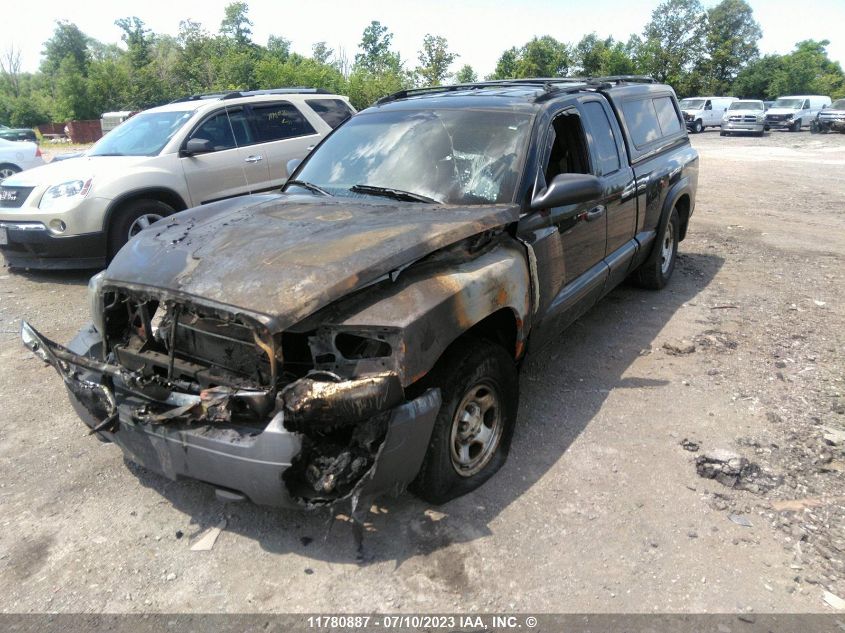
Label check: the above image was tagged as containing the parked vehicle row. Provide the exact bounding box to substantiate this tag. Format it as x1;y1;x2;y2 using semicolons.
0;89;354;269
681;94;837;136
20;77;698;511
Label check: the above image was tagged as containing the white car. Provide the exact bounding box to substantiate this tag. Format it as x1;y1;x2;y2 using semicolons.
680;96;738;133
720;100;767;136
0;89;354;269
765;95;832;132
0;138;45;181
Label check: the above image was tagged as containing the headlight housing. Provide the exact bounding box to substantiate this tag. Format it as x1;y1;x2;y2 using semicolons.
39;178;93;211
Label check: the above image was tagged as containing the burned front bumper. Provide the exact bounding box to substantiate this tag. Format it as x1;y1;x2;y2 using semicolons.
22;321;441;508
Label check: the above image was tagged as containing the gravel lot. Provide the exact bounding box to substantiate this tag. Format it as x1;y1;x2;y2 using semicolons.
1;130;843;614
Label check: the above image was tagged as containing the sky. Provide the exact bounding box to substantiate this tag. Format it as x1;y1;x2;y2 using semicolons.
4;0;844;77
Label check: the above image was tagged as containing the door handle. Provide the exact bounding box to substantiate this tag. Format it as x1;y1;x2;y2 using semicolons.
584;205;606;222
305;145;316;151
244;155;263;163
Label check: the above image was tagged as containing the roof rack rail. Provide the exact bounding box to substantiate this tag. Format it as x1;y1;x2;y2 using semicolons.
374;76;656;105
170;87;330;104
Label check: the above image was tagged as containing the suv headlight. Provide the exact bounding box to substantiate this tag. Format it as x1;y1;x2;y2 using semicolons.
39;178;93;211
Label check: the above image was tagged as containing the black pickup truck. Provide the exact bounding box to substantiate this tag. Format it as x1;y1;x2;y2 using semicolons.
22;77;698;513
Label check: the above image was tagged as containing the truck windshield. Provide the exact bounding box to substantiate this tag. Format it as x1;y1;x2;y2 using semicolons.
680;99;706;110
729;101;764;110
831;99;845;110
89;110;194;157
289;108;533;205
772;98;804;109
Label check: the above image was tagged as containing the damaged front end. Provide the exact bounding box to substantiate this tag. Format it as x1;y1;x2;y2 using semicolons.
21;285;440;508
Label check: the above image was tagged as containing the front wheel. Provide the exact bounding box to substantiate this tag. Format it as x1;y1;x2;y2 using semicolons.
108;199;174;259
692;120;704;134
791;119;802;132
0;163;21;181
410;338;519;505
634;207;679;290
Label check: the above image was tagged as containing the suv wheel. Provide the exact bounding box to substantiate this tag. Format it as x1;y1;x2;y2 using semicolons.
0;164;21;181
791;119;802;132
109;199;175;259
634;206;679;290
410;338;518;505
693;120;704;134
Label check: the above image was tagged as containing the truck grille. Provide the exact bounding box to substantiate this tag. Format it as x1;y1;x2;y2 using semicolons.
0;186;34;208
766;114;787;122
728;115;758;123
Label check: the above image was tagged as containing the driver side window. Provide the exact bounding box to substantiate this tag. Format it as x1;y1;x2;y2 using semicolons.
544;111;591;185
190;111;236;152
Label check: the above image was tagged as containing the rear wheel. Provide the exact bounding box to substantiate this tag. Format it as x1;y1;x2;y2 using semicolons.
0;163;21;181
634;207;679;290
410;338;519;505
108;198;174;259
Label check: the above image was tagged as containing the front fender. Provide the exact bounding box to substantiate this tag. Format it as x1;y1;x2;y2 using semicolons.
311;237;532;386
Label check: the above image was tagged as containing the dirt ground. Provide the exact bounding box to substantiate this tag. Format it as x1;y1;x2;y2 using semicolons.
1;130;843;614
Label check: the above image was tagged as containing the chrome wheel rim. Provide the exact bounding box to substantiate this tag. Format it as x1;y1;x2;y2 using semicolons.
128;213;163;239
660;217;675;275
450;380;503;477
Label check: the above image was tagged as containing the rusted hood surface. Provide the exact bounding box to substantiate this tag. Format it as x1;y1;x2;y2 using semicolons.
105;193;518;330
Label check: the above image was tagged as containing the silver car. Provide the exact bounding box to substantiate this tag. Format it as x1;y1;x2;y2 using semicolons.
720;100;767;136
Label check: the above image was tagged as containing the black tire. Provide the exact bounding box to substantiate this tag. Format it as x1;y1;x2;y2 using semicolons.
0;163;21;181
719;131;727;136
693;120;704;134
410;337;519;505
108;198;174;259
634;206;680;290
755;130;765;137
791;119;802;132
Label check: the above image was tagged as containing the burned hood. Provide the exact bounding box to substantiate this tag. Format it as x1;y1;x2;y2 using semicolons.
105;193;518;331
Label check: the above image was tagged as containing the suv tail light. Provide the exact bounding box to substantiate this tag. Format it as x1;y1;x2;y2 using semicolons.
35;147;42;158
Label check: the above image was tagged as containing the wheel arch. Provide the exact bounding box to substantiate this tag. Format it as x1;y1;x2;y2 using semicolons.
102;187;188;232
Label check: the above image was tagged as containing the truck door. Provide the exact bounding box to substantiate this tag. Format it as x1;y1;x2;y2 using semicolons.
518;106;607;347
579;97;637;259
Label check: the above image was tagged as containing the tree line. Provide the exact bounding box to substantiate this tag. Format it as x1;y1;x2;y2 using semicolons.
1;0;843;128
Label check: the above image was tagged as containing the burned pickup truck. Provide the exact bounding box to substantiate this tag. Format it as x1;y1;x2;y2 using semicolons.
23;77;697;511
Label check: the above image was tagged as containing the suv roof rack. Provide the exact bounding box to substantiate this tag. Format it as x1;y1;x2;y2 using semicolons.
170;87;331;104
374;76;656;106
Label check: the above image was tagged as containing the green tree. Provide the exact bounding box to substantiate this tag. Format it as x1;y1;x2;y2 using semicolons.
115;17;152;69
41;21;90;75
517;36;570;77
703;0;762;94
490;37;570;79
455;64;478;83
640;0;707;90
354;21;402;74
312;42;333;65
416;34;458;86
220;2;253;46
490;47;519;79
732;54;784;98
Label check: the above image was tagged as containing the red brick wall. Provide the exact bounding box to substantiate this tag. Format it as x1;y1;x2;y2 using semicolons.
66;120;103;144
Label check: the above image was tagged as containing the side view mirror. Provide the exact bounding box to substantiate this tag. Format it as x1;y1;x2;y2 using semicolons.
181;137;213;157
286;158;302;176
530;173;603;210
